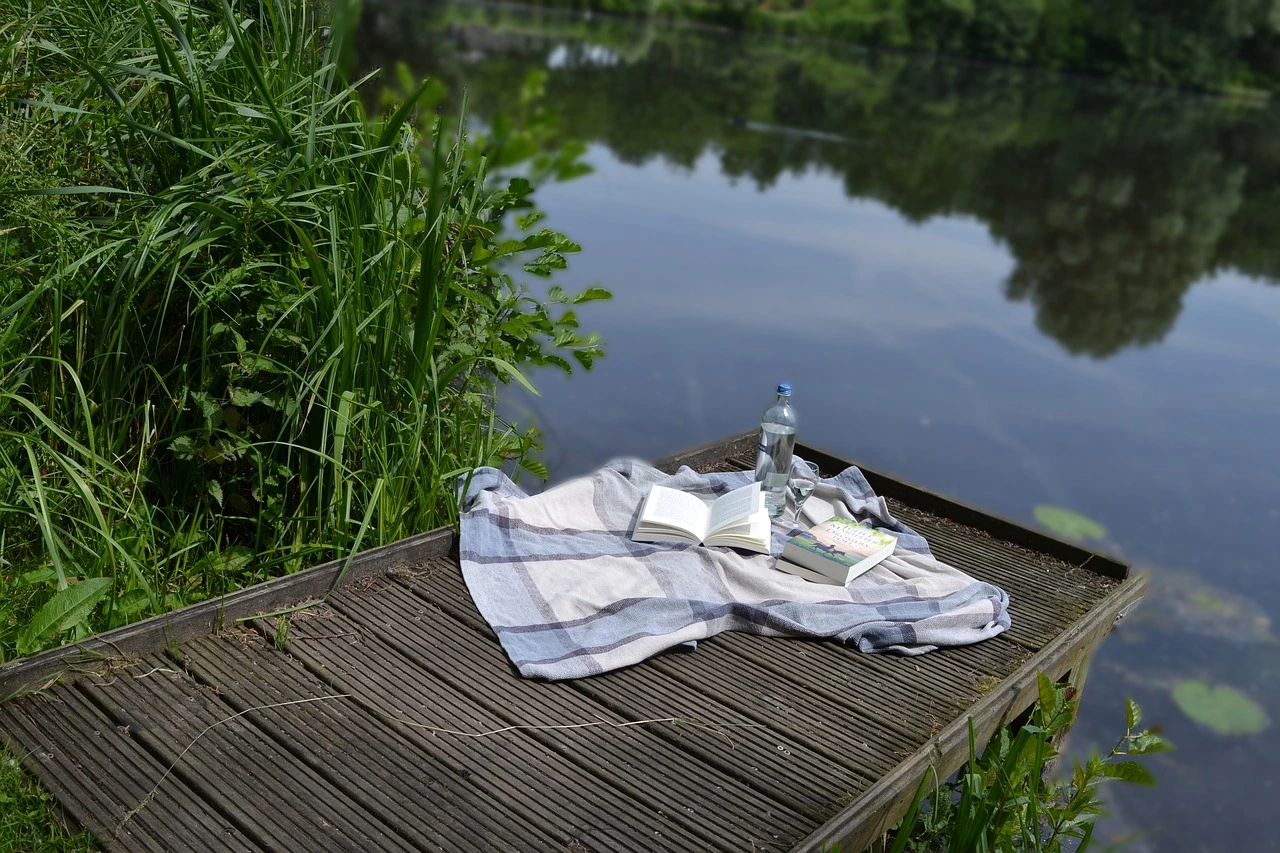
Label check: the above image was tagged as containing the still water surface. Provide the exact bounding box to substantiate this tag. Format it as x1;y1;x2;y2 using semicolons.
360;3;1280;847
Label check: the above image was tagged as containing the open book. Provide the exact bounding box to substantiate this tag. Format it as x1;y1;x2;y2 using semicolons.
632;481;771;553
775;517;898;585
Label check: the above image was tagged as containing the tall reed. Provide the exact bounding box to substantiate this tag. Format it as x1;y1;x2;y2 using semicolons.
0;0;607;658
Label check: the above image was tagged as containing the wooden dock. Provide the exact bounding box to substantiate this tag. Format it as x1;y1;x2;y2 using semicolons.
0;434;1144;852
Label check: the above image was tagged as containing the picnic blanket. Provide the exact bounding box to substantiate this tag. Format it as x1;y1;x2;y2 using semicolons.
459;458;1011;680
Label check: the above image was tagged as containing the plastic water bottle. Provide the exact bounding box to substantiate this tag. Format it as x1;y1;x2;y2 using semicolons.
754;383;796;518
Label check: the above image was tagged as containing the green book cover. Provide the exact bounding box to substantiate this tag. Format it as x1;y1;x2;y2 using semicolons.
779;517;898;581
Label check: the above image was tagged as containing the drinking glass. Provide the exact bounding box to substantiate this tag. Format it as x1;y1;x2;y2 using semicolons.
787;460;821;522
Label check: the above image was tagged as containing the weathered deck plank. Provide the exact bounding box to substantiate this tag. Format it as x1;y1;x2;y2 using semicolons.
84;654;418;851
324;578;811;849
0;436;1144;852
178;636;550;851
1;688;255;853
403;558;867;816
276;602;718;851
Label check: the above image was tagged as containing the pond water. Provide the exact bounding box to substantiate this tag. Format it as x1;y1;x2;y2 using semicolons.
358;2;1280;847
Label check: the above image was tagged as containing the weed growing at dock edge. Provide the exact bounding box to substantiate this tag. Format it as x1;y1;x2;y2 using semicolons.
817;676;1169;851
885;673;1171;852
0;0;608;659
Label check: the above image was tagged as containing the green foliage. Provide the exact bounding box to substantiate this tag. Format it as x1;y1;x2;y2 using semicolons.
16;577;112;656
0;0;609;658
1171;679;1270;736
1033;505;1107;542
273;613;291;652
396;4;1280;362
889;672;1171;852
524;0;1280;94
0;748;96;852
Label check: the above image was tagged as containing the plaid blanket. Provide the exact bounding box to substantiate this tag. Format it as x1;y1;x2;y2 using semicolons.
459;458;1010;680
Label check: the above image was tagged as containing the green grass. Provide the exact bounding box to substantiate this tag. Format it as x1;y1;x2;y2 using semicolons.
0;747;95;851
0;0;607;657
0;0;609;842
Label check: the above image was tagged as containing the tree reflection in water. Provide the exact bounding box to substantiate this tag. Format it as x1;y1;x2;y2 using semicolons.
357;1;1280;359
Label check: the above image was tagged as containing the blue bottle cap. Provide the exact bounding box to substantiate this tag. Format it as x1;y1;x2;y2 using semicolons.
777;383;792;396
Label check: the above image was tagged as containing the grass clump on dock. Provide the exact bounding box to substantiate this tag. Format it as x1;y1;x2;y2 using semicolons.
0;0;607;660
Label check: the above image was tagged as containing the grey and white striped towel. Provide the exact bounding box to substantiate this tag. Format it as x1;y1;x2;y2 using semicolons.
459;458;1010;680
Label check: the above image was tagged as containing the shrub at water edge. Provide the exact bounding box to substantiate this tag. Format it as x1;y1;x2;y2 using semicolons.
0;0;609;658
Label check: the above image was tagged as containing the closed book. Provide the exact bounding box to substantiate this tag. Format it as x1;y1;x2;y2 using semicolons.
776;517;897;585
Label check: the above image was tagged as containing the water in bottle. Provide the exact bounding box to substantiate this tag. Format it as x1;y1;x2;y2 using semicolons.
754;384;797;518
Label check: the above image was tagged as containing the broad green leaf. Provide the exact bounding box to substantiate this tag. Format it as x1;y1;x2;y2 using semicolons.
507;177;533;199
1036;670;1057;719
115;588;152;618
229;387;264;407
1126;697;1142;731
16;568;56;588
516;211;545;231
13;98;91;116
1171;680;1269;736
170;436;197;459
519;229;557;250
239;354;283;375
520;458;550;481
572;286;612;304
210;547;253;574
1033;504;1107;542
523;251;568;276
374;76;446;154
18;578;112;655
1099;760;1156;785
1129;732;1173;755
1095;758;1157;783
543;354;574;373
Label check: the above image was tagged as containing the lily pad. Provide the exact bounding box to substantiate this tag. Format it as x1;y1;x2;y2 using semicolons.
1188;591;1234;615
1171;680;1269;736
1033;504;1107;542
1146;568;1274;644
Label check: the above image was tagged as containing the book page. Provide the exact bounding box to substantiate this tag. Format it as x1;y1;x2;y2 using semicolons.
705;510;772;553
706;482;762;535
639;486;710;539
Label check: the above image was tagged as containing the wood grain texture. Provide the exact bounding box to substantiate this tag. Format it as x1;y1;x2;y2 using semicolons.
0;529;455;700
0;437;1141;851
